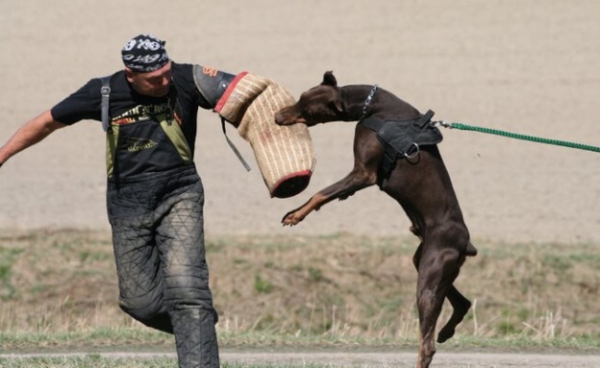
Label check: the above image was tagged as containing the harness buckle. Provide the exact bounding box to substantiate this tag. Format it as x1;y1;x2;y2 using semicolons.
404;143;420;159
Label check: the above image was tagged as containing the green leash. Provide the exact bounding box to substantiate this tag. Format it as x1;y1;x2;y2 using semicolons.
434;121;600;154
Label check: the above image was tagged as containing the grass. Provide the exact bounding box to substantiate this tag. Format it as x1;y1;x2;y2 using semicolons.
0;356;368;368
0;358;343;368
0;228;599;366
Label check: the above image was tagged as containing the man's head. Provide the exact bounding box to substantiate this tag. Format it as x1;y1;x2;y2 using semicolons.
121;34;172;97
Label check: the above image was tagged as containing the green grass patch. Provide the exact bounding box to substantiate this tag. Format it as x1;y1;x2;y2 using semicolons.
0;228;598;354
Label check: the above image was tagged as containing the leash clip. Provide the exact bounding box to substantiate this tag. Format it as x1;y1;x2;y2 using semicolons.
432;120;452;129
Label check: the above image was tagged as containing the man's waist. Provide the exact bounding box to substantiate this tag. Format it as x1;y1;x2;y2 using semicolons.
108;164;197;184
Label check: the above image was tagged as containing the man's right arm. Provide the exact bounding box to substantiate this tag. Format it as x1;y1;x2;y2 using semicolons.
192;64;236;109
0;110;66;167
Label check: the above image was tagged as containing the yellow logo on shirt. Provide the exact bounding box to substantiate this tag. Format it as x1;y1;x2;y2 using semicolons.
127;137;158;152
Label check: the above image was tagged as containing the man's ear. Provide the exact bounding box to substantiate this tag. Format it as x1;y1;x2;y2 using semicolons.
321;71;337;86
125;67;135;83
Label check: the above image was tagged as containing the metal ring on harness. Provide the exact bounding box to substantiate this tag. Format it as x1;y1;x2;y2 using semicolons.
404;143;420;159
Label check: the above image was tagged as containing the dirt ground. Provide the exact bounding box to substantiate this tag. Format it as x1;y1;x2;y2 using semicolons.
1;1;599;366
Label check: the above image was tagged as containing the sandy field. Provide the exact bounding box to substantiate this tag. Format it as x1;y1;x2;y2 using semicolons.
1;0;599;245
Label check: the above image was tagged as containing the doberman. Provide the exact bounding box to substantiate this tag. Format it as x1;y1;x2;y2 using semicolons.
275;71;477;368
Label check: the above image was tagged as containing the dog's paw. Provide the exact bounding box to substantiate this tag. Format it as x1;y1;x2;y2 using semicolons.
282;218;299;226
281;218;296;227
282;212;303;226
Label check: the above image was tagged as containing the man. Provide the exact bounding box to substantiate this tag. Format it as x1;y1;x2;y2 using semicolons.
0;34;235;368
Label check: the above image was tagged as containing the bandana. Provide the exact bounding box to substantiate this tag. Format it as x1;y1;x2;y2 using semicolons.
121;34;170;73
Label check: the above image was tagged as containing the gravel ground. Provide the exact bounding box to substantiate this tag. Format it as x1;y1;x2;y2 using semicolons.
2;349;600;368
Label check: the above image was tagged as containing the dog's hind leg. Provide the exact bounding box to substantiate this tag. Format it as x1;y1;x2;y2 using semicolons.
414;226;467;368
437;284;471;343
437;238;475;342
412;240;471;344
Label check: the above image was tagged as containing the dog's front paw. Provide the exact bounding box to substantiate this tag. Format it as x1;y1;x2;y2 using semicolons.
281;211;304;226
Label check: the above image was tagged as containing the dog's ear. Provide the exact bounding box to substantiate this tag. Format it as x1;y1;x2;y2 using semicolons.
322;71;337;86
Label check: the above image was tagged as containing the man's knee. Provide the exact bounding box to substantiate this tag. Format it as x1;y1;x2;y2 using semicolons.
167;287;215;311
164;266;212;303
119;293;165;321
119;296;175;333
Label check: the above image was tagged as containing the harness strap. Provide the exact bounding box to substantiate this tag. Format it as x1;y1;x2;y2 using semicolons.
99;75;120;189
99;76;112;132
358;116;385;132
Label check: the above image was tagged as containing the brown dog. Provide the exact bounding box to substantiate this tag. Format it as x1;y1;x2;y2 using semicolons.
275;71;477;368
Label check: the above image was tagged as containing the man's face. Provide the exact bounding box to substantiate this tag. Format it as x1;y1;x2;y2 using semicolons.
126;61;172;97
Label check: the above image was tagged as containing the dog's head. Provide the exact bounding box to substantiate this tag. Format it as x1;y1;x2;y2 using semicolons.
275;71;343;127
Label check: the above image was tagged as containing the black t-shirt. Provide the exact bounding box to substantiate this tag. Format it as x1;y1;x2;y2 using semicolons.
51;62;235;179
51;62;211;158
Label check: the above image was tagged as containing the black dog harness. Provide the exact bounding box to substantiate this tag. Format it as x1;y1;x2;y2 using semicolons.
358;109;443;183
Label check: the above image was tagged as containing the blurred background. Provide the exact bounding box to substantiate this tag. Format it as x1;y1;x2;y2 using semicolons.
1;0;598;243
